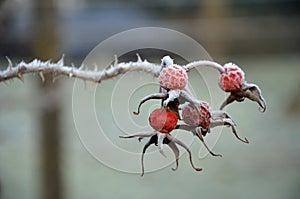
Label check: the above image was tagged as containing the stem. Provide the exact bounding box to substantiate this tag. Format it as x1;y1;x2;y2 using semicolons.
184;60;225;73
0;55;161;83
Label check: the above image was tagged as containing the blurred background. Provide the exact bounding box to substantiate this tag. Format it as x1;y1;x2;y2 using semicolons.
0;0;299;199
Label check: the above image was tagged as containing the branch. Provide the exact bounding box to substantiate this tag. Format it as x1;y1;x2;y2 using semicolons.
0;55;162;83
183;60;225;73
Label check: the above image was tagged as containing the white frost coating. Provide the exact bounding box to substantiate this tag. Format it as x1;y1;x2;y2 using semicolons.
183;60;225;73
157;132;167;158
161;56;174;68
0;55;230;83
162;89;181;107
0;55;162;83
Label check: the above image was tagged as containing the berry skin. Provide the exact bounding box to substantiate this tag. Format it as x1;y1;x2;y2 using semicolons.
218;63;245;92
149;108;178;133
159;65;188;90
182;102;211;129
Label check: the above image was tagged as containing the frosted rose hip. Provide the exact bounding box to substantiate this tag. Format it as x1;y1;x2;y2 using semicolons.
218;63;245;92
149;108;178;133
159;65;188;90
182;102;211;129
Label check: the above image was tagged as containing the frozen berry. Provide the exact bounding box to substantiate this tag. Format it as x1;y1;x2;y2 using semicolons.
159;65;188;90
218;63;245;92
182;102;211;129
149;108;178;133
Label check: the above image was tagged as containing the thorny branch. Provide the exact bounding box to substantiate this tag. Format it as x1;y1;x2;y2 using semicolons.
0;55;266;112
0;55;162;83
0;55;231;84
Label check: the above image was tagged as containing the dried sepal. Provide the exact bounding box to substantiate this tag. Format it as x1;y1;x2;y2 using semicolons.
210;111;249;144
243;82;266;112
220;82;266;112
176;124;222;157
167;141;179;171
166;134;202;172
141;135;157;176
194;127;223;157
139;134;183;176
157;133;167;157
229;125;249;144
133;93;167;115
119;131;156;140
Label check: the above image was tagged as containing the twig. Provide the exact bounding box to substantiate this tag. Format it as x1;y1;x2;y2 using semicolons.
184;60;225;73
0;55;162;83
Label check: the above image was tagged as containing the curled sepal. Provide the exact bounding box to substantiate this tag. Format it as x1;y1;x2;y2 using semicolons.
176;124;222;157
220;82;266;112
243;82;267;112
140;134;178;176
119;131;156;141
133;93;167;115
157;133;167;158
219;94;238;111
230;124;249;144
210;110;249;144
141;135;157;176
194;127;223;157
167;141;179;171
166;134;202;172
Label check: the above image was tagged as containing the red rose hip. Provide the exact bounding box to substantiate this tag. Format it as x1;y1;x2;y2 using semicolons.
149;108;178;133
182;102;211;129
218;63;245;92
159;65;188;90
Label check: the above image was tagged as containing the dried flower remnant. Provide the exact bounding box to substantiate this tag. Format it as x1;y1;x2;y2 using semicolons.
218;63;266;112
184;61;266;112
120;107;202;176
180;102;249;157
119;56;265;175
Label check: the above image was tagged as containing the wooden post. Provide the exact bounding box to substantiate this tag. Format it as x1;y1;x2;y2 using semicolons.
32;0;63;199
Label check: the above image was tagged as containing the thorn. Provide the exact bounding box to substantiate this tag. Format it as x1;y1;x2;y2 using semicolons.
32;59;39;66
39;71;45;84
136;54;142;62
5;56;13;70
18;61;26;69
58;54;65;66
79;64;84;70
93;63;98;71
105;64;112;71
17;72;24;83
45;59;51;67
114;55;118;65
69;63;75;78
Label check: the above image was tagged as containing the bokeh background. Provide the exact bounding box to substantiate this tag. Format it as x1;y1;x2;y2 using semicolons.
0;0;300;199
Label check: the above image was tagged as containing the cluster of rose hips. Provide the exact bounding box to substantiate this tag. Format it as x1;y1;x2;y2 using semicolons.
120;56;266;176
